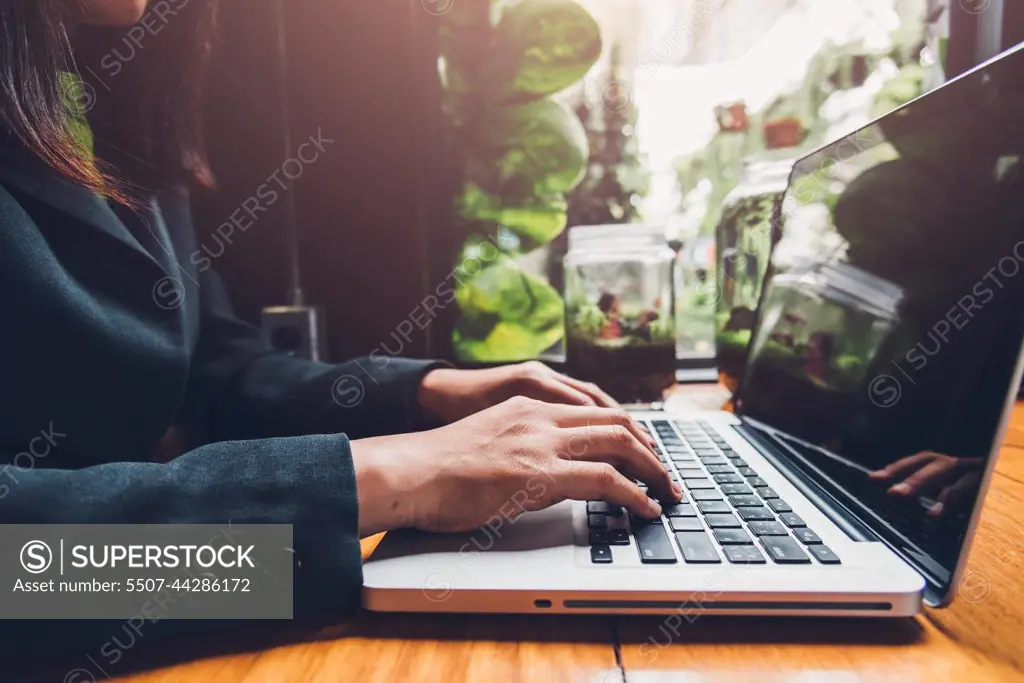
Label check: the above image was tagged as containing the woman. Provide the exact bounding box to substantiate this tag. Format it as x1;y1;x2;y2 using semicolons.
0;0;679;637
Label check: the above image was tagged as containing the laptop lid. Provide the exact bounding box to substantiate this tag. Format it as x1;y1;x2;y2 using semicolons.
732;42;1024;607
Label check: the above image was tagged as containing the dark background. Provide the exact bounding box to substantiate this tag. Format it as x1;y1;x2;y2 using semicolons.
191;0;448;363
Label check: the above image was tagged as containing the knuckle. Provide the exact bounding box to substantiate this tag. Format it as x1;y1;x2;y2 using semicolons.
611;425;633;446
612;410;632;426
507;394;535;411
595;463;618;488
520;361;547;379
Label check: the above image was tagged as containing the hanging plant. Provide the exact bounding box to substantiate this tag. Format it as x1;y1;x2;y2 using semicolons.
440;0;602;361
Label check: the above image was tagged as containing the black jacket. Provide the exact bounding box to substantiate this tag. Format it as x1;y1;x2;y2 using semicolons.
0;135;443;645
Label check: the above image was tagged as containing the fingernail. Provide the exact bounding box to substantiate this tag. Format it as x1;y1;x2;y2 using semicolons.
672;483;683;498
928;502;944;516
647;499;662;516
889;483;910;495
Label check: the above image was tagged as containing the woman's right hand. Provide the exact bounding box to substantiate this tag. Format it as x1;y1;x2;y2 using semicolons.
351;396;681;536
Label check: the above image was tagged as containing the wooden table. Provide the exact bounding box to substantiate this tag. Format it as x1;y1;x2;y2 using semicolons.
81;405;1024;682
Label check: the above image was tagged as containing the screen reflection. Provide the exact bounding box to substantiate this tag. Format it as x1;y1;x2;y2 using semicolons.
736;46;1024;590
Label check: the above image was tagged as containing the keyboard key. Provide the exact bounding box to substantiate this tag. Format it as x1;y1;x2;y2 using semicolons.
738;507;775;521
720;483;752;495
761;537;811;564
670;517;704;532
727;457;746;467
713;473;743;484
768;499;793;513
809;545;841;564
608;529;631;546
748;477;769;487
588;514;607;529
674;531;721;563
665;446;690;454
779;513;806;528
793;528;822;544
590;544;613;564
748;521;789;536
699;456;728;465
724;545;766;564
634;522;678;564
737;467;758;477
690;490;723;501
589;529;609;544
664;503;696;517
630;513;658;527
704;513;741;528
587;501;623;517
694;448;718;456
706;464;734;474
697;501;731;514
728;495;762;507
713;528;753;545
684;479;716;490
675;467;703;476
755;486;779;499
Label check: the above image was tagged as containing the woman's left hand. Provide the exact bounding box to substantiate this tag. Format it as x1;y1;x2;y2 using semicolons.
418;361;619;424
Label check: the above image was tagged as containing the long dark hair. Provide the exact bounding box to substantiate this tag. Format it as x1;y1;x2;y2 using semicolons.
0;0;218;201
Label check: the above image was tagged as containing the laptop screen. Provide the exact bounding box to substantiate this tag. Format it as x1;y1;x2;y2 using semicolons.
734;43;1024;601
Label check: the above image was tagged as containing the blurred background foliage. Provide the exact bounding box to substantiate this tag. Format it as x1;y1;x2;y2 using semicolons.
440;0;602;361
441;0;940;362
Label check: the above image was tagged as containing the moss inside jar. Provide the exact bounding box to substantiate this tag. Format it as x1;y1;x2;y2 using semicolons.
563;226;676;402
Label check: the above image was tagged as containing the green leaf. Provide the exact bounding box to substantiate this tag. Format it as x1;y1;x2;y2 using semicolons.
458;183;568;245
472;98;589;198
455;255;535;321
453;262;565;361
454;319;564;361
493;0;602;103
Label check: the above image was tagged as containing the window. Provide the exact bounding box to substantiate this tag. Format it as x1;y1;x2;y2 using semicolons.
439;0;941;367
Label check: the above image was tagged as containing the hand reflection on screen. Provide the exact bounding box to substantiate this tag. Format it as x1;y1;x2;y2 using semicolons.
869;452;984;517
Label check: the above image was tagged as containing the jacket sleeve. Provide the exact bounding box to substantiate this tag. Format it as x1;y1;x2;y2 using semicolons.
0;432;362;615
183;268;450;443
0;432;364;661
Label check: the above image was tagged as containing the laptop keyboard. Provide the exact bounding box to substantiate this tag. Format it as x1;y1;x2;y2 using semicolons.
587;419;841;566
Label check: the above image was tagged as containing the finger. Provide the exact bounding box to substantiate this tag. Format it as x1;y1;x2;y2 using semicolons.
519;375;598;408
871;452;936;480
552;372;619;408
558;461;663;518
929;473;981;517
560;426;681;502
548;405;657;452
889;459;958;497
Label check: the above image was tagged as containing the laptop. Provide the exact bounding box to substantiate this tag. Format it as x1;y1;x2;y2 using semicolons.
364;42;1024;617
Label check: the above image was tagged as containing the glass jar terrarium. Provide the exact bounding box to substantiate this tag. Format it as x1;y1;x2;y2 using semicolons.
564;225;676;402
739;262;903;441
714;152;796;390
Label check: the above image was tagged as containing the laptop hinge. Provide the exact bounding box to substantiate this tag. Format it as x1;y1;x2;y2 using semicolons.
734;422;879;543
